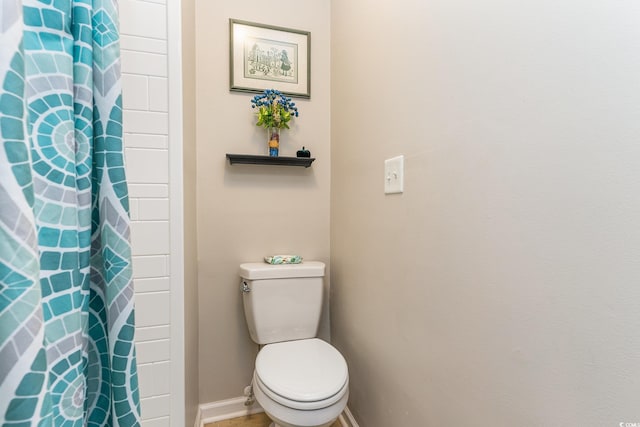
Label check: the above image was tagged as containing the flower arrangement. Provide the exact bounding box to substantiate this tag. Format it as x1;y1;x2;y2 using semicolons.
250;89;299;129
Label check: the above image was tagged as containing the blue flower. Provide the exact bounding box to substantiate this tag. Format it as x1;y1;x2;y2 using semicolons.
250;89;301;129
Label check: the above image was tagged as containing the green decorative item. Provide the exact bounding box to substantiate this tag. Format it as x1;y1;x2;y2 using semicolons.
265;255;304;265
251;89;300;157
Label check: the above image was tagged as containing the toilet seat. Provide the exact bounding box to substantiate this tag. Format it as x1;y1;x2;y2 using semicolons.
255;338;349;410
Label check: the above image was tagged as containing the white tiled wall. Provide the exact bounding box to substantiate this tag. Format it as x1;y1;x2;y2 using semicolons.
120;0;172;425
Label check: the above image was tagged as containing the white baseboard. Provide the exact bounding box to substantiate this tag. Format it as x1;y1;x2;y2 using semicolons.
195;397;264;427
195;397;358;427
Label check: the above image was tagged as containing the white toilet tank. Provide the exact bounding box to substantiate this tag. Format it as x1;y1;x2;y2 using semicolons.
240;261;325;345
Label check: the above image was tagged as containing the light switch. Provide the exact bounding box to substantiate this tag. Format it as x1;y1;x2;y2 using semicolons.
384;155;404;194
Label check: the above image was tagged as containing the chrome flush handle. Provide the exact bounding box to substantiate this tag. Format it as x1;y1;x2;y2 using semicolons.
241;281;251;293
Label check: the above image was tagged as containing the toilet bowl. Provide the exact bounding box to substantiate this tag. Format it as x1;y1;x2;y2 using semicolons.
252;338;349;427
240;262;349;427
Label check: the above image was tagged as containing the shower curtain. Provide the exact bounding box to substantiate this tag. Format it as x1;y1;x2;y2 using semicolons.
0;0;140;424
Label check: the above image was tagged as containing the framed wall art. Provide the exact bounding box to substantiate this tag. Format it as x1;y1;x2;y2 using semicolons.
229;19;311;99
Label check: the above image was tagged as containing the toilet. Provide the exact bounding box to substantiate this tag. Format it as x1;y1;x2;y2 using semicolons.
240;261;349;427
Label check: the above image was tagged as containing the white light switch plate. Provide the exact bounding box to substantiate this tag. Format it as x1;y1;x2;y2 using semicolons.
384;155;404;194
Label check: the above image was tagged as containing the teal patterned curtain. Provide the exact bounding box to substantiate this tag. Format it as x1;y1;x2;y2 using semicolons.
0;0;140;424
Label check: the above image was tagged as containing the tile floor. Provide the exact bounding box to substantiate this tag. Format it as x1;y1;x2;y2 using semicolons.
204;412;341;427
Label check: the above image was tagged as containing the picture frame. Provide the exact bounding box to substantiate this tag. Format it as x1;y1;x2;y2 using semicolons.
229;19;311;99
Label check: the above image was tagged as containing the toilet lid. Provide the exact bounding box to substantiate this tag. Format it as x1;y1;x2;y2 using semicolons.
255;338;348;402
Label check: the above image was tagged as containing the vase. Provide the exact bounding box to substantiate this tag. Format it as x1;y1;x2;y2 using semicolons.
267;127;280;157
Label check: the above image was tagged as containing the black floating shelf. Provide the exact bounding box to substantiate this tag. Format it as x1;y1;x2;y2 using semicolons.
226;154;315;168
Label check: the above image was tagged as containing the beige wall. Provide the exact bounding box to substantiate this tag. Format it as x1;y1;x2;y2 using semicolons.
330;0;640;426
194;0;331;403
